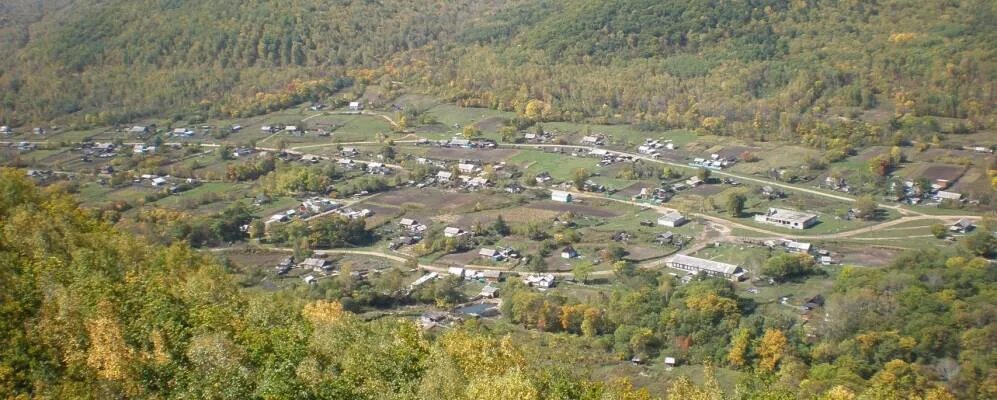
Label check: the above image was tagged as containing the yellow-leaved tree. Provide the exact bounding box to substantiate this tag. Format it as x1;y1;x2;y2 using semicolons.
758;329;789;372
728;328;751;368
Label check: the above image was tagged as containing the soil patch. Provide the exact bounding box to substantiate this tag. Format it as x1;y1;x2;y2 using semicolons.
474;116;508;132
916;164;966;183
685;184;726;196
527;200;624;218
623;246;671;262
374;188;480;210
832;245;901;267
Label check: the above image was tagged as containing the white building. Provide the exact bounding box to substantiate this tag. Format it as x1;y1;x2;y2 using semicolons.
561;246;578;259
447;267;466;278
551;190;572;203
657;212;688;227
457;163;479;174
479;248;502;260
754;208;818;230
935;191;963;201
666;254;744;281
581;136;604;146
443;227;465;238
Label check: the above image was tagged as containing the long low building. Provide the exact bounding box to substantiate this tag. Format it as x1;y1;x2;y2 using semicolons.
666;254;744;281
754;208;818;230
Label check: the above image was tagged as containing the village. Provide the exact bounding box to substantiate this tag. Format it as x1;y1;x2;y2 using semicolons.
1;93;992;346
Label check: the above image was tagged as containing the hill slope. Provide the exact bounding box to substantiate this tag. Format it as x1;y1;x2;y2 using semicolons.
0;0;993;135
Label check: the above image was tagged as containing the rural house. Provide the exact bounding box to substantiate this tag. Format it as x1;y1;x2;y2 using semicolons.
458;163;480;174
935;191;963;202
523;273;555;290
436;171;453;182
580;135;604;146
479;285;500;298
443;227;465;238
300;258;332;272
479;248;502;261
481;270;502;283
950;219;974;233
561;246;578;259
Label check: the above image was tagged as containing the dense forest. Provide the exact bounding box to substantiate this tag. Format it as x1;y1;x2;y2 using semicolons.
0;0;993;140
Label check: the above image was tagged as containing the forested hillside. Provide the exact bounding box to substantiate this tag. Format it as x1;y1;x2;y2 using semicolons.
0;0;491;124
0;168;661;398
0;0;993;138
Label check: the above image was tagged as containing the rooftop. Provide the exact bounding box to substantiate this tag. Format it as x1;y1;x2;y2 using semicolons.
669;254;741;276
765;208;817;223
658;211;685;222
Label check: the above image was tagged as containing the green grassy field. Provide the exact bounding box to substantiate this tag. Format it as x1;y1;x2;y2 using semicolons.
689;244;776;270
151;182;247;210
507;150;603;180
427;104;515;128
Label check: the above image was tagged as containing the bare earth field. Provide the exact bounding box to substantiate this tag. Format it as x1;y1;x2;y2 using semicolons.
528;200;624;218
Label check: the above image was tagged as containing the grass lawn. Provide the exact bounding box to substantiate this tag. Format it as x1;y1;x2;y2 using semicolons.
689;243;777;271
427;104;516;132
507;150;604;180
834;236;951;250
728;145;821;175
77;182;116;205
151;182;248;210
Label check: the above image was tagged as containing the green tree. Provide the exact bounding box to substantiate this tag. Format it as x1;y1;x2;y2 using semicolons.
248;220;265;240
572;261;594;284
722;189;747;217
500;126;517;143
697;167;711;181
930;223;947;239
962;230;995;257
379;145;396;161
854;195;878;220
492;215;510;236
762;253;817;282
572;168;590;191
462;125;480;139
